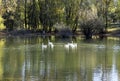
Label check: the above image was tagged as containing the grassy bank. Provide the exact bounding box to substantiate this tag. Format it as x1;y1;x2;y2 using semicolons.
107;27;120;36
107;27;120;32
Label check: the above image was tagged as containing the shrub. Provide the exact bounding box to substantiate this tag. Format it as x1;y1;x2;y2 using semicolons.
54;22;72;38
79;18;104;39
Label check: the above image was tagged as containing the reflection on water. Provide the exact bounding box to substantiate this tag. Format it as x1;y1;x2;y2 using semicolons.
93;44;120;81
109;47;118;81
0;36;120;81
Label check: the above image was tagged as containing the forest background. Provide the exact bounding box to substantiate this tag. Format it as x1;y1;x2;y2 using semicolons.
0;0;120;39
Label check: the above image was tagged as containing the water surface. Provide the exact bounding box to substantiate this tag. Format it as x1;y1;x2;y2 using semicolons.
0;36;120;81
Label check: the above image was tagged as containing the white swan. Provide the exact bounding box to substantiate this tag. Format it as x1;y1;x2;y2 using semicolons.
64;43;70;49
69;41;77;48
48;40;54;48
42;43;47;50
64;41;77;49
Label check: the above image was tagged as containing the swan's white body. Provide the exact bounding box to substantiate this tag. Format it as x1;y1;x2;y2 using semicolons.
42;43;47;49
69;43;77;48
64;41;77;49
48;41;54;48
64;43;70;48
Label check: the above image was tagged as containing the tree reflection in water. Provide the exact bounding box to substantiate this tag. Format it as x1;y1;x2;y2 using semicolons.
93;45;119;81
1;37;120;81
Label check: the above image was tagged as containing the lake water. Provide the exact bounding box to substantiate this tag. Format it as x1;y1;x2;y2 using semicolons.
0;36;120;81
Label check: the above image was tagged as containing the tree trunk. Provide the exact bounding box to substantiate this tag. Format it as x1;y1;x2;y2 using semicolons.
72;15;79;33
25;0;27;29
105;0;108;33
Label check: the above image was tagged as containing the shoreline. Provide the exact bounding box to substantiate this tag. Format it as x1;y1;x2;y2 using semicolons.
0;30;120;38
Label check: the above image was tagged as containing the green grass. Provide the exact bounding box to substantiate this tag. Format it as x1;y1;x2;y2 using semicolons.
107;27;120;32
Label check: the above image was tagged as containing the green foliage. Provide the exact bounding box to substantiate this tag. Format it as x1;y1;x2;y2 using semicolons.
27;0;40;30
79;7;104;39
80;18;104;39
2;11;14;31
13;12;24;30
0;0;120;38
114;0;120;22
63;0;80;30
39;0;62;32
2;9;24;31
53;22;72;37
0;16;5;30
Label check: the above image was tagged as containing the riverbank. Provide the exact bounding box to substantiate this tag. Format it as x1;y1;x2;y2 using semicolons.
0;28;120;38
106;28;120;37
0;29;81;37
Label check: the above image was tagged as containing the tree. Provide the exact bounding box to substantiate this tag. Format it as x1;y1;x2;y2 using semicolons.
14;0;24;30
79;17;104;39
24;0;27;29
95;0;113;32
63;0;80;33
27;0;39;31
108;0;120;23
2;0;25;31
2;11;14;31
13;10;24;30
79;0;104;39
39;0;63;33
0;0;5;30
115;0;120;23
